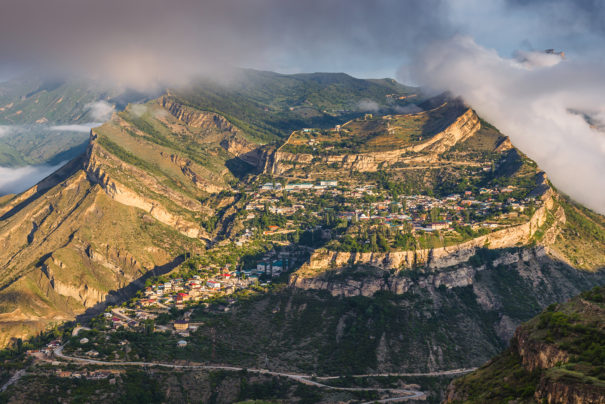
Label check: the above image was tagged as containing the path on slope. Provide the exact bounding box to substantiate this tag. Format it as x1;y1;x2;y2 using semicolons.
51;345;476;402
0;369;26;393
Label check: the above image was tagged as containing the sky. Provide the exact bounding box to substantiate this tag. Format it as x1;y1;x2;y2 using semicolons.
0;0;604;212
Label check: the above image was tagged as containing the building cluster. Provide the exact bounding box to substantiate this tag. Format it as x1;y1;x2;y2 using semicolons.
137;251;298;311
54;369;121;380
137;270;253;309
249;179;537;236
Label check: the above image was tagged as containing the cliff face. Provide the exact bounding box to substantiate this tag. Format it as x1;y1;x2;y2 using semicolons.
85;136;205;239
445;286;605;404
292;189;562;294
0;99;265;346
271;107;481;175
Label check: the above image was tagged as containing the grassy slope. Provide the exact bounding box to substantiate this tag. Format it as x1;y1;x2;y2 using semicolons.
552;196;605;270
171;70;417;143
446;286;605;403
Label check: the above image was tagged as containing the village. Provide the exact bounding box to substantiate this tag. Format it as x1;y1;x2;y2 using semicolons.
240;177;540;241
137;250;296;310
22;174;542;365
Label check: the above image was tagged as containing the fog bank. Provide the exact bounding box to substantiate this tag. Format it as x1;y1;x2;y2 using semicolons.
0;162;67;195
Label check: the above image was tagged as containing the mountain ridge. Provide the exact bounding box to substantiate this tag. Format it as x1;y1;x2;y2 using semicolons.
0;75;602;374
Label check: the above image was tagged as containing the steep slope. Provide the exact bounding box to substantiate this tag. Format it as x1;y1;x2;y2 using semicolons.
170;69;418;143
445;286;605;404
0;81;603;377
0;98;266;346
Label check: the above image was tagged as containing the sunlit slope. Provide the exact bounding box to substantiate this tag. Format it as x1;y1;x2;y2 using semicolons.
0;98;268;346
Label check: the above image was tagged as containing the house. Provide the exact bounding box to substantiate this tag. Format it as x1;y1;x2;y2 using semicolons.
177;292;190;302
174;320;189;331
79;338;89;344
57;371;72;378
284;183;314;191
177;340;188;348
207;280;221;289
430;221;449;230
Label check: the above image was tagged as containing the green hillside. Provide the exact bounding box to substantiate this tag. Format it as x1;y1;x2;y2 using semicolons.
445;286;605;403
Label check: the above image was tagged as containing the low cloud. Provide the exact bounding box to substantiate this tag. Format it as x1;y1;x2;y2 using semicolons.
0;0;450;89
85;101;115;121
394;104;423;115
130;104;148;117
50;123;101;132
358;100;380;112
406;35;605;214
0;161;67;195
0;126;15;138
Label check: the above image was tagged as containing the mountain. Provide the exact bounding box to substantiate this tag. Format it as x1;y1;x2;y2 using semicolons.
0;75;155;167
0;70;416;167
0;71;418;346
445;285;605;403
0;71;603;402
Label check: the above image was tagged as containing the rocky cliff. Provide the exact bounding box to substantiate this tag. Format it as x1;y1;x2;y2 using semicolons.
271;107;481;175
445;286;605;403
0;98;266;346
292;187;562;295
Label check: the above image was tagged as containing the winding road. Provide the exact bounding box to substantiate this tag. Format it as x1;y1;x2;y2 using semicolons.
50;345;476;402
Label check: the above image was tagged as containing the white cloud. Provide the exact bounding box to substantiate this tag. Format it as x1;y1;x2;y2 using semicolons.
130;104;148;117
406;35;605;214
358;99;380;112
0;161;67;195
85;100;115;121
50;123;101;132
0;125;15;138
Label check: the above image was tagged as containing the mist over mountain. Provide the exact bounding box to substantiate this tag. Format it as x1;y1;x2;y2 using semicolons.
1;0;603;212
0;2;603;402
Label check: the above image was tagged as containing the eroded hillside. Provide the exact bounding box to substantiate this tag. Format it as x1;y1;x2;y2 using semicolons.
0;86;603;369
0;97;266;346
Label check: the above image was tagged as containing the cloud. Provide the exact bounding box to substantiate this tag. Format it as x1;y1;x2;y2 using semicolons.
514;50;565;68
358;100;380;112
50;124;101;132
394;104;423;115
0;126;16;138
85;101;115;121
405;35;605;214
130;104;148;117
0;161;67;195
0;0;450;88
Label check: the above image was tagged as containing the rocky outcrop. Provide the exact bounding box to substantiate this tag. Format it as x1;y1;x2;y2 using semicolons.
445;286;605;404
161;96;238;132
271;107;481;174
514;327;569;371
85;137;204;239
535;377;605;404
294;194;561;286
292;264;477;297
